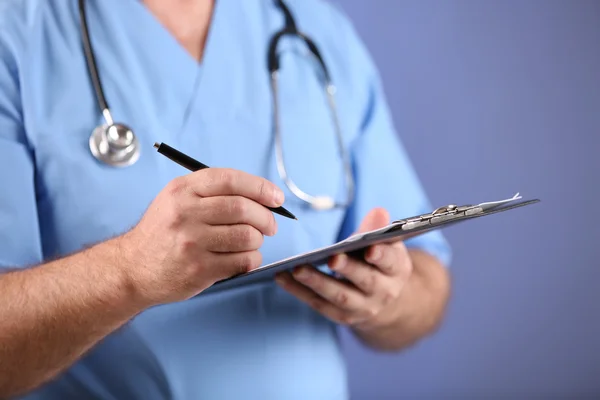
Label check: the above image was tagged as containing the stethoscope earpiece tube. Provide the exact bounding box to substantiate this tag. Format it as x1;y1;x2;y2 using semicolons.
78;0;109;113
269;0;355;210
275;0;298;33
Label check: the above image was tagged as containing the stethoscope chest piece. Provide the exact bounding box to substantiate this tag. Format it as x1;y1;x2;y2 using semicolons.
89;123;140;167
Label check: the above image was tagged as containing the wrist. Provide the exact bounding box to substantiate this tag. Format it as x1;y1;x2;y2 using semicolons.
85;235;153;314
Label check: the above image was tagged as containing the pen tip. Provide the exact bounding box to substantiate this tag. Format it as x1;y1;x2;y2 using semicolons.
153;142;160;149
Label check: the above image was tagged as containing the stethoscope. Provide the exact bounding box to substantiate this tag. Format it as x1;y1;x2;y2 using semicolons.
78;0;354;210
79;0;140;167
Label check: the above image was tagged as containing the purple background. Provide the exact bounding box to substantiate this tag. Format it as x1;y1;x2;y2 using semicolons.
334;0;600;397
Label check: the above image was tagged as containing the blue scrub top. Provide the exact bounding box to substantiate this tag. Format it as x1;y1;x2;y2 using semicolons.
0;0;451;398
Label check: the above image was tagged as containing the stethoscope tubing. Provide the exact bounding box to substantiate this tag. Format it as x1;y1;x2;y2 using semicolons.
78;0;355;209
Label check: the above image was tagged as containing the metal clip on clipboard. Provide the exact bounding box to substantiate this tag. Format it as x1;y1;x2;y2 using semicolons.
345;193;525;243
396;192;523;231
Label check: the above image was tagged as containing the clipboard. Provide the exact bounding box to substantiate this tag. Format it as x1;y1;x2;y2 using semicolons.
201;193;540;295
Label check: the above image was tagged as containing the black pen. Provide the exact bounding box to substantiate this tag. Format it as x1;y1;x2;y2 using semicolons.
153;142;297;220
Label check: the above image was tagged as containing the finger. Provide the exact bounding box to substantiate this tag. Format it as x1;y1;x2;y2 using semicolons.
204;224;264;253
356;207;390;234
199;196;277;236
209;250;263;281
328;253;382;295
187;168;284;208
363;243;402;276
290;266;368;313
275;271;353;325
329;253;401;307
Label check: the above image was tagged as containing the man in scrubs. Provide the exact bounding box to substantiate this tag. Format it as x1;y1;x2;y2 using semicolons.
0;0;452;398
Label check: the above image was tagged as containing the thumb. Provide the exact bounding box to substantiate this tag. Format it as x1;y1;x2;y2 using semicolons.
357;207;390;234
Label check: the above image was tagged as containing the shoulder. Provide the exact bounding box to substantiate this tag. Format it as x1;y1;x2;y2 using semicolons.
0;0;48;41
0;0;71;62
0;0;53;75
281;0;355;31
264;0;377;80
274;0;380;127
282;0;372;68
282;0;349;22
0;0;26;55
0;0;31;134
0;0;53;141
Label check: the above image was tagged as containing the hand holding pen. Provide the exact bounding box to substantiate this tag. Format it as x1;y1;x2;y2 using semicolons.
154;142;297;220
115;143;296;305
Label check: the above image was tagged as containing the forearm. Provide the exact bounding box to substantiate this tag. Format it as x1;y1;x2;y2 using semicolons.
0;237;145;398
352;249;451;351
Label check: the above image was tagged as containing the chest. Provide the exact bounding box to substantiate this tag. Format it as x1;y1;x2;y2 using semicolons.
20;1;362;261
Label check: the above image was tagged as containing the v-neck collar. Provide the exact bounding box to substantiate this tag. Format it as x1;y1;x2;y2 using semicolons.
132;0;226;136
131;0;219;68
98;0;227;136
98;0;266;137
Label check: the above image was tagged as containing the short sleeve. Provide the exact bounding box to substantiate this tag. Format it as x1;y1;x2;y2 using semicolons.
0;31;43;268
333;9;452;267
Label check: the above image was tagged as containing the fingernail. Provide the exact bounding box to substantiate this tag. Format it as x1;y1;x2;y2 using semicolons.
273;188;284;206
270;219;278;236
275;274;286;286
370;247;382;262
294;268;309;280
331;254;346;271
